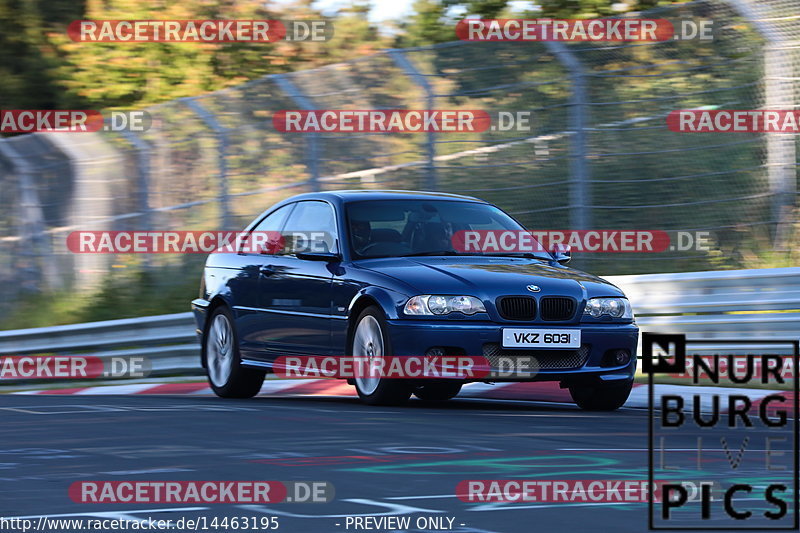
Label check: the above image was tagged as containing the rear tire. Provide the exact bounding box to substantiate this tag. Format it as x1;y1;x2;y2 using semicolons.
351;306;412;406
569;380;632;411
204;306;264;398
413;380;463;401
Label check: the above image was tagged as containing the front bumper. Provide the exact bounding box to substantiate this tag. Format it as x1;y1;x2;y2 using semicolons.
191;298;210;339
384;319;638;383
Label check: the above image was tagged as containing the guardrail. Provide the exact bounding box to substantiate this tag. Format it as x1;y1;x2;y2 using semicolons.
0;313;200;379
0;267;797;381
613;267;800;354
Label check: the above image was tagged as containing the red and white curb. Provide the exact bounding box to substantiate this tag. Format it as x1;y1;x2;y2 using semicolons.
9;380;795;414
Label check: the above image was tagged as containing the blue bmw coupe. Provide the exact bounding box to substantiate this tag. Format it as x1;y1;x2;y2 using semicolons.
192;190;638;409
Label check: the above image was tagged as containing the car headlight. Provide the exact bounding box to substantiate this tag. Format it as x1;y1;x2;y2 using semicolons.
404;295;486;316
584;297;633;319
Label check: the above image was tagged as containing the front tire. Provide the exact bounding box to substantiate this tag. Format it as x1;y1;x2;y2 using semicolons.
351;306;412;406
204;306;264;398
569;380;632;411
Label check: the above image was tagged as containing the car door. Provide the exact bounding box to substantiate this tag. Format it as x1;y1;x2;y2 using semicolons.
233;203;295;358
259;200;338;358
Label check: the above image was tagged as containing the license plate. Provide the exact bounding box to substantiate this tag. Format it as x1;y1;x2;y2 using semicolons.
502;328;581;349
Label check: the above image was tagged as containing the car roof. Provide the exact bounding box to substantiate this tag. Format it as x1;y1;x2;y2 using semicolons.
282;190;484;204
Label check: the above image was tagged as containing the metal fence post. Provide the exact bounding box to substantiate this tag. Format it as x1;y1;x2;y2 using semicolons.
545;42;591;231
46;132;119;290
182;97;232;230
388;49;438;192
273;74;320;191
119;130;152;266
0;139;57;291
726;0;797;250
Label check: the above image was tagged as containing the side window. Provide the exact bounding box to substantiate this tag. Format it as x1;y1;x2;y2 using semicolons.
244;204;294;254
253;204;293;232
282;201;338;254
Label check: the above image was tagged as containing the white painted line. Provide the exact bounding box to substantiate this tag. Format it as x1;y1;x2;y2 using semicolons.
77;383;160;395
460;383;511;396
258;379;319;393
626;383;783;411
6;507;208;519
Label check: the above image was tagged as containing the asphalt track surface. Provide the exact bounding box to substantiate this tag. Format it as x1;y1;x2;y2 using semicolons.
0;392;796;533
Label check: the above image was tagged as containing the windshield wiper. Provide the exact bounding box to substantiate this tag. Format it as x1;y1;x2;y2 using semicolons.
480;252;550;260
384;251;551;260
401;251;470;257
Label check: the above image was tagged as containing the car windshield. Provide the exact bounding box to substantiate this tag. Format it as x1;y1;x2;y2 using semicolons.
346;199;549;260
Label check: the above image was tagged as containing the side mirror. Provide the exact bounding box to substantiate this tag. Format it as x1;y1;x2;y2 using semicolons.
551;244;571;265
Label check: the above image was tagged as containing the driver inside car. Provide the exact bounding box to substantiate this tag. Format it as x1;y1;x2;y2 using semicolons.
351;218;371;253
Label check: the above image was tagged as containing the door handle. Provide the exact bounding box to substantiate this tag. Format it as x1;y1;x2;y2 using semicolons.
259;264;275;276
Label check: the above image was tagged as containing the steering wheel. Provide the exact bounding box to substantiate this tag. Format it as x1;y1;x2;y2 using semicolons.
359;242;384;255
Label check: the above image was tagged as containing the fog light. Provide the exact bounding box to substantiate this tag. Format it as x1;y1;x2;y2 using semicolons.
602;349;631;367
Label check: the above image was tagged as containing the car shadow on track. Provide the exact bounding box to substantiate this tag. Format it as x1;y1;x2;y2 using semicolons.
235;393;644;416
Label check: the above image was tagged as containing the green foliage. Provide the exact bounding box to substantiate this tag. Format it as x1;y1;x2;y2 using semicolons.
398;0;452;47
537;0;669;18
0;0;690;112
0;257;205;330
0;0;392;111
444;0;509;18
0;0;63;111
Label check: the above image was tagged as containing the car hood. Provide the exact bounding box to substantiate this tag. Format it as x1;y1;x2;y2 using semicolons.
357;256;624;300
